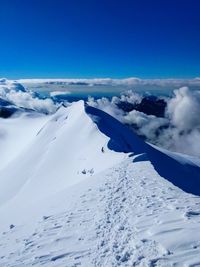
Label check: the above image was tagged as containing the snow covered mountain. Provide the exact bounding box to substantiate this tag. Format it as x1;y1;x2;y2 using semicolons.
0;100;200;266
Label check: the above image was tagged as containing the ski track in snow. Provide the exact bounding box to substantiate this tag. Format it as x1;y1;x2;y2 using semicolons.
1;158;200;267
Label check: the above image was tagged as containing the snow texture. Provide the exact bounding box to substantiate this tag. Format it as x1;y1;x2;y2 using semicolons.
0;100;200;266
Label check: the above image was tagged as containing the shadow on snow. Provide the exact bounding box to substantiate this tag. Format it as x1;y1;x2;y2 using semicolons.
86;104;200;196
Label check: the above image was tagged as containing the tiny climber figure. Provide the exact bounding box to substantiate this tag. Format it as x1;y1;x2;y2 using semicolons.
101;147;105;153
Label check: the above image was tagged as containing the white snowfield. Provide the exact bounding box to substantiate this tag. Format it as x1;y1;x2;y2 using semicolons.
0;100;200;267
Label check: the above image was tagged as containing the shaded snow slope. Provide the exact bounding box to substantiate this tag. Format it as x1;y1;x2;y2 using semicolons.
0;100;200;266
86;104;200;196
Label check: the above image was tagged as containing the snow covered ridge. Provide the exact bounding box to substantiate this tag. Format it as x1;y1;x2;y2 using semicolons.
1;101;200;266
85;104;200;196
0;79;57;114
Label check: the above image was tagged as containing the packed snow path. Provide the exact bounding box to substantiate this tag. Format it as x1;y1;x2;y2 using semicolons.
1;157;200;267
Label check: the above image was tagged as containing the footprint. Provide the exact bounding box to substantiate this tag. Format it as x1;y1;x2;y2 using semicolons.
185;211;200;218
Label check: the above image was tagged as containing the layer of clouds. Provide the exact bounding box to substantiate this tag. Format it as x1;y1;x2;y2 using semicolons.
18;77;200;88
87;87;200;157
0;79;57;114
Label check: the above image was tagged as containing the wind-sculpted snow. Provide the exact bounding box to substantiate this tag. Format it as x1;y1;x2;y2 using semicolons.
0;101;200;266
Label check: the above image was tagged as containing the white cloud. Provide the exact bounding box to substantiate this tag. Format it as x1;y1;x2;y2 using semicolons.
166;87;200;131
87;96;124;119
122;110;168;141
0;80;57;114
112;90;142;105
50;91;71;97
17;77;200;88
87;88;200;157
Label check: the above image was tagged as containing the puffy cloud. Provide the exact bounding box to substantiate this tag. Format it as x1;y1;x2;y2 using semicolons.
87;88;200;157
7;91;56;114
87;91;168;144
122;110;168;141
111;90;142;105
166;87;200;131
87;96;124;119
158;87;200;157
0;80;57;114
87;90;142;121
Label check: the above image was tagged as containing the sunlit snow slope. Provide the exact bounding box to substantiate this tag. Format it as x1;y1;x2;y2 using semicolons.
0;100;200;267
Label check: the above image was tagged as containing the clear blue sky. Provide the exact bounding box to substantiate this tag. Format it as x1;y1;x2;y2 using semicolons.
0;0;200;79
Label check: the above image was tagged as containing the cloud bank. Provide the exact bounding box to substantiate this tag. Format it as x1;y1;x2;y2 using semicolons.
18;77;200;88
0;79;57;114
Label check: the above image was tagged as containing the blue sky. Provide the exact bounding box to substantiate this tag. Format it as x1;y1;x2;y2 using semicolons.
0;0;200;79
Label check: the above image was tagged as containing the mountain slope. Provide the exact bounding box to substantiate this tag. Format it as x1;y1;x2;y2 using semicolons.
0;101;125;214
85;104;200;195
0;101;200;266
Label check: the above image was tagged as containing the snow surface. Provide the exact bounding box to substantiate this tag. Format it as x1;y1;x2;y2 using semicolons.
0;114;50;170
0;100;200;266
